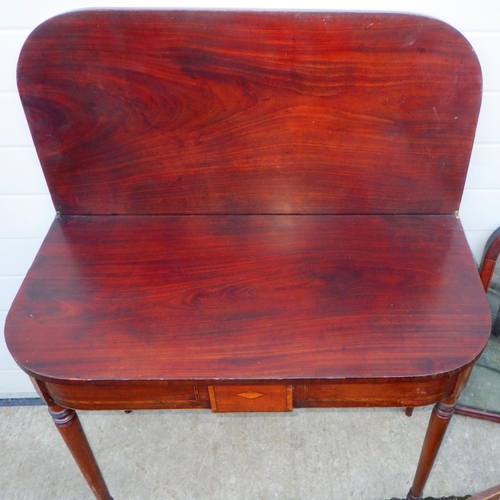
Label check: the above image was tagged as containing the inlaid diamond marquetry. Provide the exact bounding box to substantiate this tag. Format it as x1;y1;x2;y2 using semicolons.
236;391;266;399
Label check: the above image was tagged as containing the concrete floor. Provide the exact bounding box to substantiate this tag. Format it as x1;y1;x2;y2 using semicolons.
1;404;499;500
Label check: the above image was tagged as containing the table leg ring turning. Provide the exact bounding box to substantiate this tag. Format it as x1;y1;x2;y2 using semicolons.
48;405;113;500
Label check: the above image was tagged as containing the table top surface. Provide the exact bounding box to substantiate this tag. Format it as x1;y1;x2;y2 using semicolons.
8;11;489;387
5;214;490;384
17;11;481;217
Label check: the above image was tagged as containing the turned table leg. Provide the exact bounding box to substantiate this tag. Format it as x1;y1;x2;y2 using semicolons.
406;400;456;500
48;404;113;500
406;366;472;500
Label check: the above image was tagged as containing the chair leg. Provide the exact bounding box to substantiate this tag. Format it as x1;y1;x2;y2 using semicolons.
406;400;455;500
48;404;113;500
405;407;414;417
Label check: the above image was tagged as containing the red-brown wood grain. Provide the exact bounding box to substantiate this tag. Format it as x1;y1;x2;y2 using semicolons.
17;11;481;216
6;11;490;500
47;404;113;500
5;215;490;384
45;381;212;410
293;377;458;408
209;384;292;412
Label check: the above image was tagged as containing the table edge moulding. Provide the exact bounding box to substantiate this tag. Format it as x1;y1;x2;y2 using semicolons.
5;10;490;500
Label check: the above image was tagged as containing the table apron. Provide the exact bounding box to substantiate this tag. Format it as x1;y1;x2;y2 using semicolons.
43;376;459;412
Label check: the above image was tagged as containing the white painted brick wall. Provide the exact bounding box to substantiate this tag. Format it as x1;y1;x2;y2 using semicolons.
1;0;499;397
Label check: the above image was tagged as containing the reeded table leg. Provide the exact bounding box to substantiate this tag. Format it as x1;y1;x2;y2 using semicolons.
48;404;113;500
406;400;456;500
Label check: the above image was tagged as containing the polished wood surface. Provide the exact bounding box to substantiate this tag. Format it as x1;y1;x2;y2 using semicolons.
454;405;500;424
18;11;481;216
48;405;113;500
469;484;500;500
479;226;500;291
7;10;488;500
407;366;472;500
6;215;489;383
208;385;293;412
44;381;212;410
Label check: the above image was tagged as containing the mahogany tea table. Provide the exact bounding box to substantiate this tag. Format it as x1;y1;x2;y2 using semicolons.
5;10;490;500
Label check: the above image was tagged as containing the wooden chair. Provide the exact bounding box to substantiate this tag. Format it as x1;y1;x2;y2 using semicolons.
469;484;500;500
455;226;500;423
5;10;489;500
